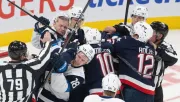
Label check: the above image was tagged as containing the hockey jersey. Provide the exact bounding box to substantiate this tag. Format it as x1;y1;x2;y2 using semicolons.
32;27;64;49
113;36;156;95
84;42;114;94
38;48;85;102
0;42;52;102
153;41;178;87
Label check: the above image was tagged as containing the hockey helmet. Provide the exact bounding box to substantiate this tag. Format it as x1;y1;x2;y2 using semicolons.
102;73;121;93
78;44;95;64
133;21;153;43
84;28;101;44
53;12;69;22
68;6;84;20
150;21;169;40
8;41;27;60
131;6;148;19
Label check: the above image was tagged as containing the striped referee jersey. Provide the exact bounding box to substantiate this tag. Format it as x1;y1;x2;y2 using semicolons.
153;41;178;87
0;42;51;102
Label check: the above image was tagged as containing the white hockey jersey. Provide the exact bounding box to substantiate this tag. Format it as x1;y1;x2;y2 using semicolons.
83;95;124;102
39;65;85;102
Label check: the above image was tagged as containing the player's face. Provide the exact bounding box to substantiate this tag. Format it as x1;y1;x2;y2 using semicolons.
149;31;157;43
131;15;145;25
69;17;84;29
54;18;69;36
74;52;89;66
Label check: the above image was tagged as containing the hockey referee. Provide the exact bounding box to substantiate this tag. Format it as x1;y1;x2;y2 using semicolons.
0;41;52;102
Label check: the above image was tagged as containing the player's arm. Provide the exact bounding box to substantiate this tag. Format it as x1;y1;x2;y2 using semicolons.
157;42;178;68
113;23;131;36
31;16;50;49
50;48;77;73
104;23;131;36
113;36;128;53
31;31;42;49
67;28;85;45
101;42;114;54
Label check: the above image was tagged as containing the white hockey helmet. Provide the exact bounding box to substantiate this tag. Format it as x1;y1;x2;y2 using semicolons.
53;12;69;22
102;73;121;93
84;28;101;44
68;6;84;20
78;44;95;64
133;21;153;43
131;6;148;19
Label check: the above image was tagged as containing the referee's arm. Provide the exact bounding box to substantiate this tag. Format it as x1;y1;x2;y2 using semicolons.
24;42;51;70
158;43;178;68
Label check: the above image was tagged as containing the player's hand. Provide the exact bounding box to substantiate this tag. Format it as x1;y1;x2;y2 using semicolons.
113;24;131;36
38;16;50;26
51;53;68;73
40;32;51;43
103;26;116;34
149;41;157;49
34;16;50;33
67;29;77;42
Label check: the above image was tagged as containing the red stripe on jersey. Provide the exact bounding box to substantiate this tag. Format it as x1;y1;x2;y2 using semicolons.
120;79;155;95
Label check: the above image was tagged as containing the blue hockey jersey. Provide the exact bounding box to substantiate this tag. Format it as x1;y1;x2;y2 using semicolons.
84;42;115;94
113;36;155;95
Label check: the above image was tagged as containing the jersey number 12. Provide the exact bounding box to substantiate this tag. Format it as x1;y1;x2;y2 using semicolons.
138;53;154;79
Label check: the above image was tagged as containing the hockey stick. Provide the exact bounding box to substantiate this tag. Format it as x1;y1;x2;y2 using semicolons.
37;0;91;98
7;0;63;39
124;0;131;25
59;0;90;54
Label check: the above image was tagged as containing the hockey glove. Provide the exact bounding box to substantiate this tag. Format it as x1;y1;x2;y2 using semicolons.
51;53;68;73
113;23;131;36
77;29;85;45
67;29;77;42
34;16;50;34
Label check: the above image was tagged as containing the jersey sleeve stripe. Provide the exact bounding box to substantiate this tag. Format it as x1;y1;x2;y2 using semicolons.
24;42;51;70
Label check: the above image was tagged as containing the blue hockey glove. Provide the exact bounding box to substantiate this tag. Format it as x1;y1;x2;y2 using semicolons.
51;53;68;73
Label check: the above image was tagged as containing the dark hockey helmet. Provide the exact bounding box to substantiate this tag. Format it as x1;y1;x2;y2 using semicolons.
8;41;27;60
150;21;169;40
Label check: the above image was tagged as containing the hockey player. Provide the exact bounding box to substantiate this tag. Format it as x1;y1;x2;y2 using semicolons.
149;21;178;102
83;73;124;102
68;6;85;29
30;8;87;102
83;28;116;96
31;12;69;49
103;6;148;36
113;21;155;102
38;44;95;102
67;6;86;45
0;41;52;102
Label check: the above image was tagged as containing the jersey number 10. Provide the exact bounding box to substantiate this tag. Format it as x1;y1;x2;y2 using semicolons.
97;53;115;76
